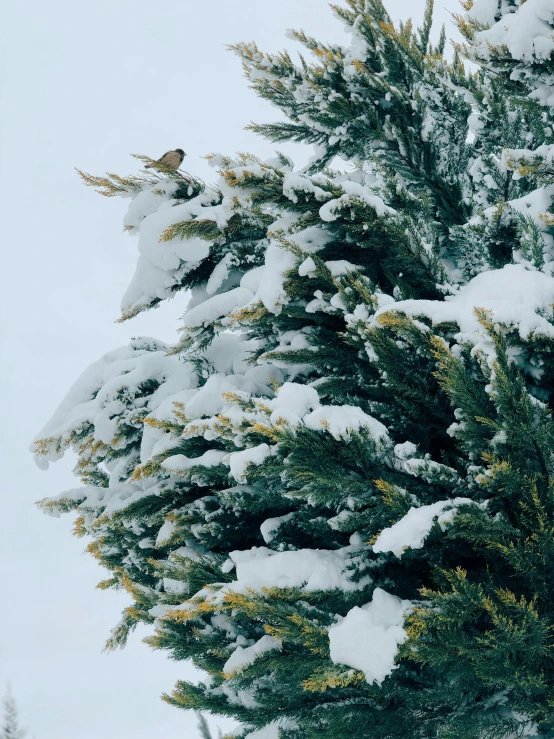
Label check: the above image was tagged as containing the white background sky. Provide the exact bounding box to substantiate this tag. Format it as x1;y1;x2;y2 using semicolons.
0;1;458;736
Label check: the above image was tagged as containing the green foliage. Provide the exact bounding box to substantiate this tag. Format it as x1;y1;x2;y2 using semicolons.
36;0;554;737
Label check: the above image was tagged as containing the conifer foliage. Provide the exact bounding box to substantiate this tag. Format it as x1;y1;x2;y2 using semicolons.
1;688;27;739
34;0;554;737
197;712;222;739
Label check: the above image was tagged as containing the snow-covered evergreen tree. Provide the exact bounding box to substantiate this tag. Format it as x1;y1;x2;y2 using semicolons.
34;0;554;737
1;687;27;739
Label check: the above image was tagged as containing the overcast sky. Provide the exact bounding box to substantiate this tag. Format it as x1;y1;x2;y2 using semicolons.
0;1;458;737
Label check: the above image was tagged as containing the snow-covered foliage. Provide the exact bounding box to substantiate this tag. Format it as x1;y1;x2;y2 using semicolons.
328;588;412;685
34;1;554;737
467;0;554;107
372;498;482;558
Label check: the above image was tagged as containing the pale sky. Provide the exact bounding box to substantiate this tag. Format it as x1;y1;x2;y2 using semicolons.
0;1;458;737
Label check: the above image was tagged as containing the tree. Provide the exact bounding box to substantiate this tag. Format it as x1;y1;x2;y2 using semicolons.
34;0;554;737
2;687;27;739
196;712;221;739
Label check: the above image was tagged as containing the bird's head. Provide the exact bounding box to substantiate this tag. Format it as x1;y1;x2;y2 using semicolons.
175;149;186;156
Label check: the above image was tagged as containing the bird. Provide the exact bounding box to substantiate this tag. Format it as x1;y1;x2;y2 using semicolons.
145;148;186;170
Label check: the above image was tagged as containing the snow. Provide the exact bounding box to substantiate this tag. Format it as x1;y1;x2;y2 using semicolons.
471;0;554;107
474;0;554;62
228;444;272;483
224;534;370;594
298;256;317;277
183;373;256;420
115;158;299;319
319;182;393;222
182;287;254;328
268;382;320;427
467;0;502;26
509;185;554;223
120;189;223;314
211;682;259;710
206;253;234;295
328;588;412;685
161;450;227;473
163;577;187;595
283;173;331;204
373;264;554;359
155;519;177;546
303;404;389;442
123;180;179;230
373;498;475;558
254;241;297;314
240;266;265;293
242;382;390;444
34;330;284;523
260;512;295;544
223;635;282;676
324;259;359;276
394;441;418;461
290;224;334;253
32;339;195;469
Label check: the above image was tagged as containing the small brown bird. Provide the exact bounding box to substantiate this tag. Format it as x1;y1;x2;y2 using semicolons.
145;148;186;170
